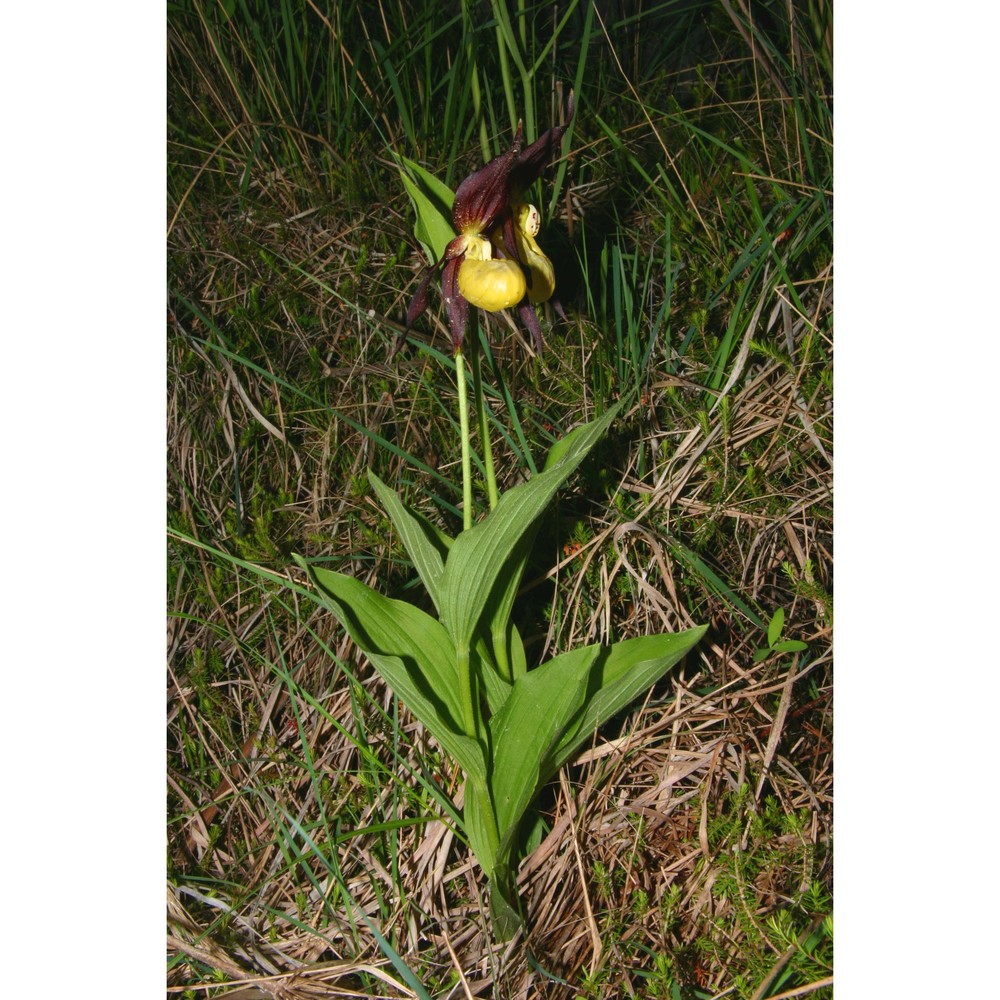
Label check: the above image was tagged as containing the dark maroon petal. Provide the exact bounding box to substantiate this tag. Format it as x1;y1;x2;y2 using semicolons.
442;256;469;351
405;236;467;332
517;299;544;353
509;90;575;196
405;268;436;330
493;210;520;261
452;122;524;235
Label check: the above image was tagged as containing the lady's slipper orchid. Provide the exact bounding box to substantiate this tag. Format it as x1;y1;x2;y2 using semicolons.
405;93;574;354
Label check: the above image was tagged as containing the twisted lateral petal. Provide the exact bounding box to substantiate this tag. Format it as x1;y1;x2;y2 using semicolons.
516;300;544;353
492;211;522;267
404;234;469;337
452;122;524;235
405;267;435;329
442;255;469;351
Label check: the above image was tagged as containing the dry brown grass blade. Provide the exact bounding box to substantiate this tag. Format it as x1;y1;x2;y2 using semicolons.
709;264;773;416
749;915;830;1000
719;0;792;101
755;655;799;801
760;976;834;999
559;769;603;970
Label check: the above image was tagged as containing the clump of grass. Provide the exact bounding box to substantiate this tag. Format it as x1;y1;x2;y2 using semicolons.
168;0;832;996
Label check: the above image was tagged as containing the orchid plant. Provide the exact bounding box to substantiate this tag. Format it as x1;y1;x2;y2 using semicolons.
295;95;705;939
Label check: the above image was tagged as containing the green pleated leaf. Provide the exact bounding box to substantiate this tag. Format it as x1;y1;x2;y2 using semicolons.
295;556;487;787
439;402;621;652
489;644;601;860
395;154;456;264
368;470;453;613
463;776;498;880
549;626;708;773
483;627;707;869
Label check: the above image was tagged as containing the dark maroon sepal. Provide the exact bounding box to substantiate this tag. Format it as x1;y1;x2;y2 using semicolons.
452;122;525;235
509;90;575;196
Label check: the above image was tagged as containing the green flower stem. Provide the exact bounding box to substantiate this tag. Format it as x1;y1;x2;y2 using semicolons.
470;332;500;510
454;349;477;738
455;348;473;532
471;328;508;680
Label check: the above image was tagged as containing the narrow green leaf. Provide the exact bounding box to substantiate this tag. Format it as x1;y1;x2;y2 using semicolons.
440;402;622;651
350;907;434;1000
368;470;453;613
773;639;808;653
669;541;764;628
295;556;487;787
479;329;539;474
768;607;785;647
369;41;414;145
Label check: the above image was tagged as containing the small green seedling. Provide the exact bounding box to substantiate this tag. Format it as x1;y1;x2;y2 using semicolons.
753;607;808;663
